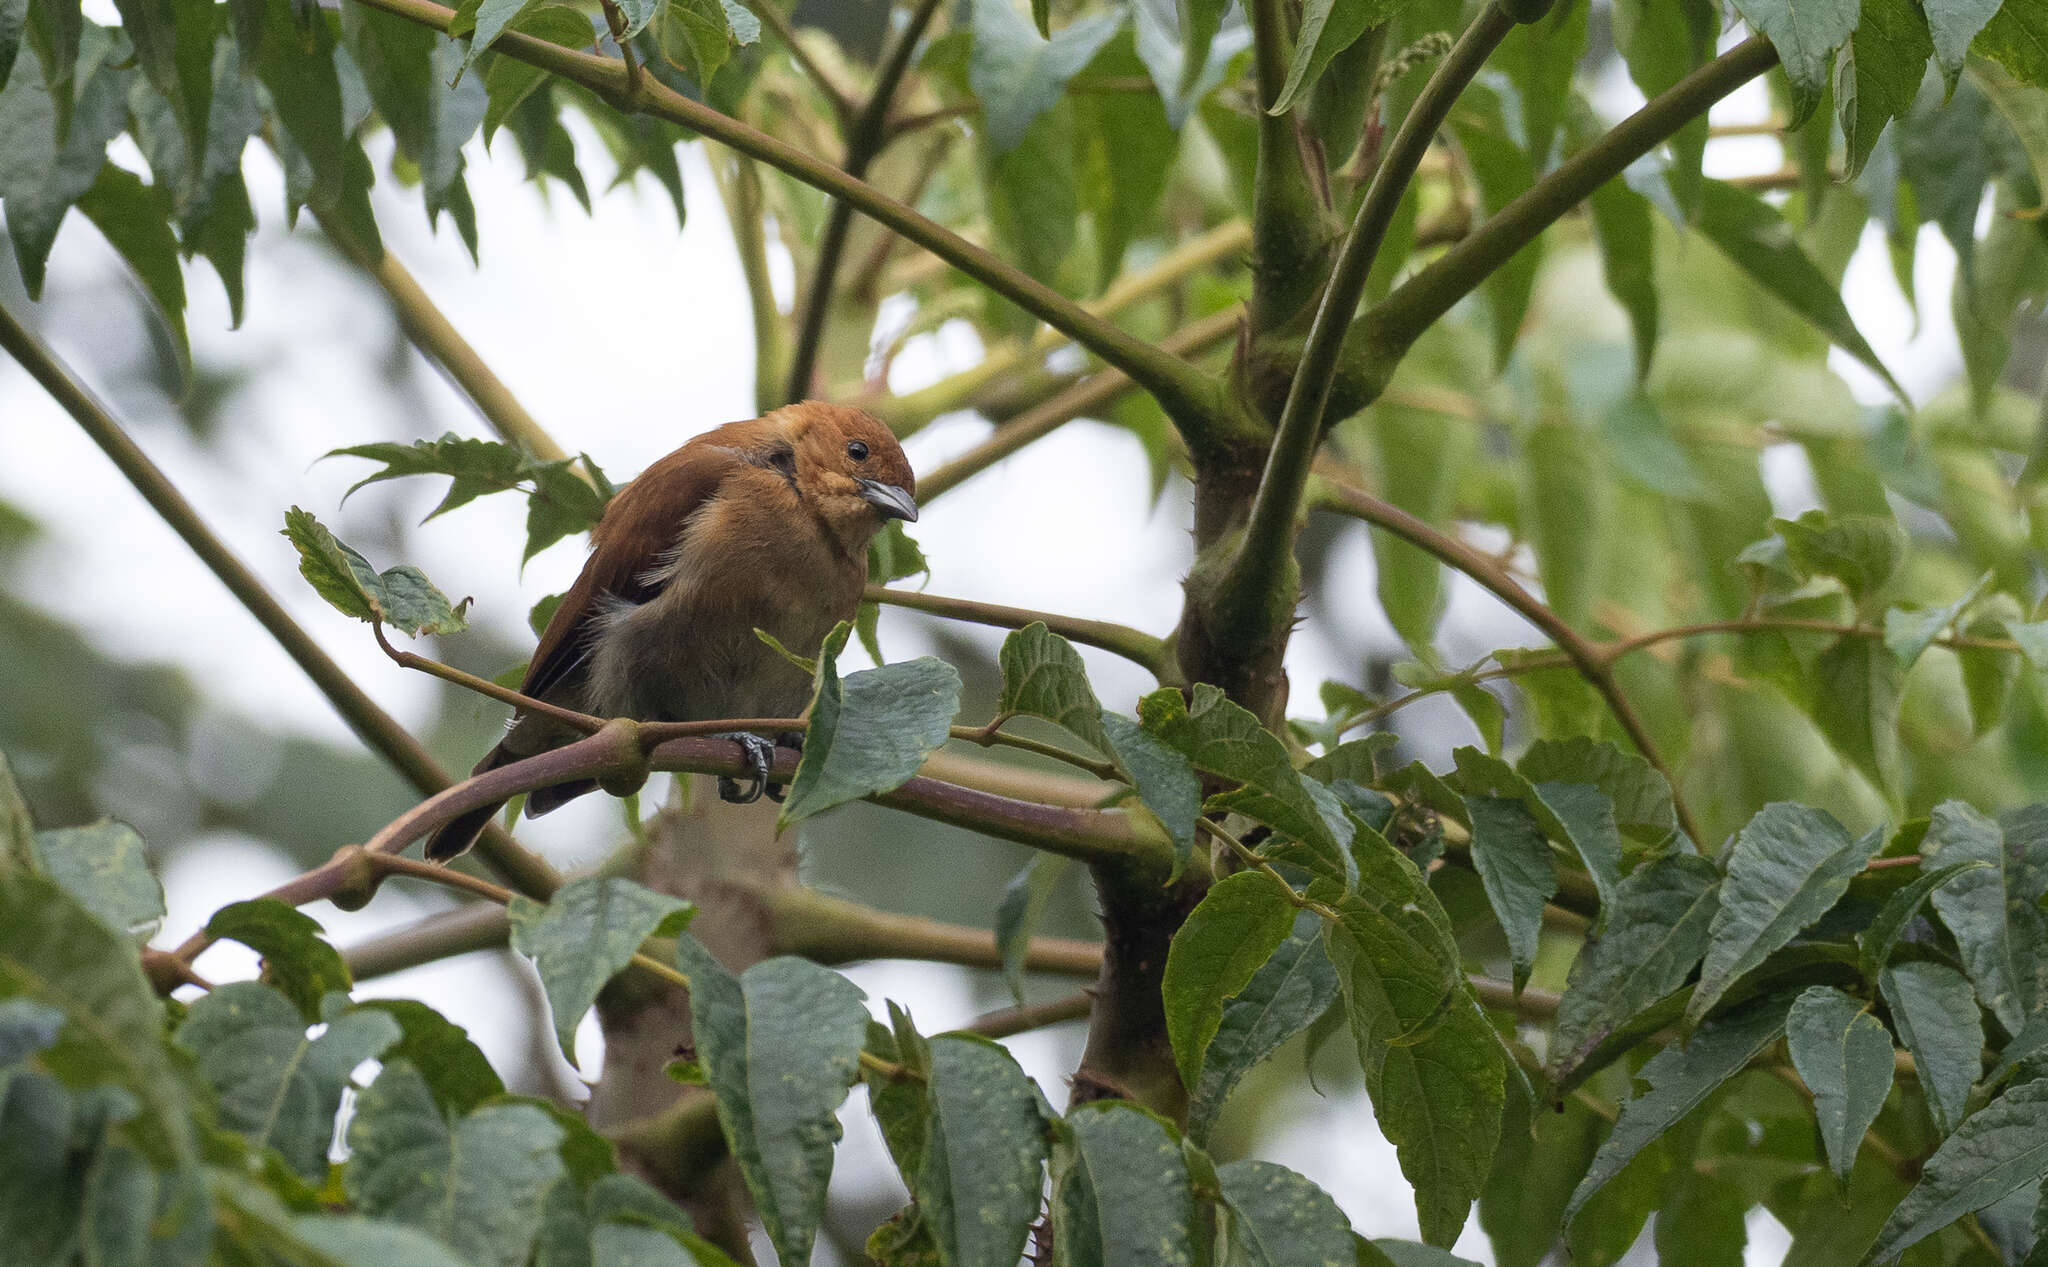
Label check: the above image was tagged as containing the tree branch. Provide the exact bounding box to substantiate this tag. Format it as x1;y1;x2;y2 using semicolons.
347;901;513;980
1205;2;1518;666
705;151;789;416
1247;0;1336;329
781;0;944;403
1313;476;1703;844
345;0;1229;438
1336;35;1780;408
733;0;854;124
0;301;562;899
866;585;1174;680
969;992;1093;1038
767;885;1102;977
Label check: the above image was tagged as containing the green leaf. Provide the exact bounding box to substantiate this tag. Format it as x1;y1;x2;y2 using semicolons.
1601;394;1706;499
1218;1158;1355;1267
658;0;753;89
1693;181;1906;400
1689;804;1873;1026
1186;920;1339;1143
1857;860;1993;979
981;94;1080;286
508;877;692;1066
1727;0;1859;122
342;8;485;244
1055;1100;1197;1267
779;625;961;827
1786;985;1895;1180
1588;181;1659;378
1141;684;1355;883
1922;799;2047;1035
0;0;24;95
912;1035;1051;1267
1548;853;1720;1091
0;1070;145;1267
1928;0;2003;86
1612;0;1714;211
1464;795;1555;992
0;997;64;1068
350;998;504;1114
1837;0;1932;177
281;507;471;637
968;0;1121;153
1365;995;1506;1246
1870;1077;2048;1262
673;938;869;1266
1453;94;1543;371
1370;400;1471;656
1564;994;1792;1221
74;163;188;376
1452;748;1624;912
1165;871;1298;1093
1977;2;2048;86
0;42;134;298
1880;961;1983;1137
1810;636;1904;793
1883;572;1992;668
31;821;162;941
1498;0;1587;166
994;853;1070;1005
1101;708;1201;873
1271;0;1389;115
254;0;379;253
481;7;594;141
0;868;194;1164
0;753;33;870
175;984;399;1181
1515;736;1678;847
1076;31;1177;285
205;899;353;1023
997;623;1108;752
1959;612;2021;737
290;1216;477;1267
1369;1241;1483;1267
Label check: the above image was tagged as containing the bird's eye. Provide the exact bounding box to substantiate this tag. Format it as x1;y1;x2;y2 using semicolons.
847;441;870;462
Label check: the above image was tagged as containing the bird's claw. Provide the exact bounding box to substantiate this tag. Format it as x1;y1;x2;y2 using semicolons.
762;732;804;803
715;732;778;804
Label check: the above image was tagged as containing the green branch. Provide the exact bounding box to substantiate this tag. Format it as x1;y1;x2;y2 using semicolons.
866;585;1175;680
781;0;944;403
1206;2;1518;665
705;151;789;415
1247;0;1335;330
1336;35;1780;407
0;301;562;900
345;0;1229;438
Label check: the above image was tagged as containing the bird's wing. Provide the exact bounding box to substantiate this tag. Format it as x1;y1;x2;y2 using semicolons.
522;444;743;702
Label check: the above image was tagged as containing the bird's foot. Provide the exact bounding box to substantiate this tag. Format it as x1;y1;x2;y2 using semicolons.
715;732;778;804
763;732;804;803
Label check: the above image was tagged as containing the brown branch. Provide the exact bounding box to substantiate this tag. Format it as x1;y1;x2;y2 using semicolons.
867;586;1176;680
969;992;1093;1039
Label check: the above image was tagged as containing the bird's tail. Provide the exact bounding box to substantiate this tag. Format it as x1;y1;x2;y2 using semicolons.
423;741;600;862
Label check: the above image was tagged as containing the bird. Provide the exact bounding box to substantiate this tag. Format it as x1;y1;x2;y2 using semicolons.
424;401;918;861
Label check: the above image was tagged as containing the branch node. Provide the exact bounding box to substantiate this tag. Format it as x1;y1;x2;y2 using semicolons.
331;845;383;911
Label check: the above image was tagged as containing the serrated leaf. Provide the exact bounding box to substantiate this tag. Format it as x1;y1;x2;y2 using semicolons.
1837;0;1932;177
1366;994;1505;1247
1928;0;2003;86
1549;853;1721;1090
1880;961;1983;1137
351;998;504;1115
1922;799;2047;1035
1786;985;1895;1180
997;623;1108;752
176;984;398;1180
913;1034;1050;1267
1165;871;1297;1093
0;868;194;1165
1870;1077;2048;1262
673;938;868;1266
1728;0;1859;122
1142;684;1355;884
1186;920;1338;1144
1100;709;1200;874
481;7;593;141
967;0;1121;153
31;821;162;941
1465;794;1555;992
1811;636;1903;793
1690;804;1873;1025
995;854;1069;1005
204;898;353;1023
507;876;694;1065
1515;736;1678;847
1453;748;1625;913
779;625;961;827
1565;994;1792;1222
1218;1158;1355;1267
1977;3;2048;86
0;42;134;299
346;1062;566;1267
281;507;470;637
1054;1100;1196;1267
1857;860;1992;979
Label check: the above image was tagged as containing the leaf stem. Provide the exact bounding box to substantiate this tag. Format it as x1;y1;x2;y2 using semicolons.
342;0;1228;437
781;0;944;403
370;621;607;733
0;301;563;899
1199;819;1342;922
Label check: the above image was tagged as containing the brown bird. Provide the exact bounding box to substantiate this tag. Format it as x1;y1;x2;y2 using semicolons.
426;401;918;860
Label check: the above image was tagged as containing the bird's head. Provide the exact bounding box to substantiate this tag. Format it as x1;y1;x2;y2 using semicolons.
778;402;919;536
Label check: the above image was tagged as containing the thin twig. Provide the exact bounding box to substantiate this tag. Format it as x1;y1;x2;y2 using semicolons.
372;622;605;733
866;585;1175;679
733;0;853;123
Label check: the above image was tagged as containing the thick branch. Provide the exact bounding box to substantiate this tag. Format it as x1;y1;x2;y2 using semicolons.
1207;3;1518;663
1247;0;1336;329
866;585;1174;680
1313;477;1703;844
1337;36;1779;405
782;0;944;403
0;302;562;899
345;0;1227;436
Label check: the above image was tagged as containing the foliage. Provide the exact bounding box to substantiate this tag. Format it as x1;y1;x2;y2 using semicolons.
9;0;2048;1261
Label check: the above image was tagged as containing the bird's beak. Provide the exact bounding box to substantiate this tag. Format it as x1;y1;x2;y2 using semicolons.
857;479;919;523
